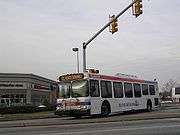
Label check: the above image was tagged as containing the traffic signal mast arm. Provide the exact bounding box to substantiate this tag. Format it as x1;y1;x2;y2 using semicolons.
83;0;141;72
83;0;137;49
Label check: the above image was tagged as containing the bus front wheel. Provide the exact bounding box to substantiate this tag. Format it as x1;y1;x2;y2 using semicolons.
101;101;111;117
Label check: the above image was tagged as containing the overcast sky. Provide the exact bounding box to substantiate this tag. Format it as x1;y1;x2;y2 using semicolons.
0;0;180;88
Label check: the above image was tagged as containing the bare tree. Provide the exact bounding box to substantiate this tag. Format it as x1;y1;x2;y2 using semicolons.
161;79;176;98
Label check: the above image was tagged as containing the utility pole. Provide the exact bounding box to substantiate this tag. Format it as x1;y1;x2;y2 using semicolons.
83;0;142;72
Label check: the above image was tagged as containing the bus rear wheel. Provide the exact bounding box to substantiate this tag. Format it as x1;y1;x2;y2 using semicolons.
101;102;110;117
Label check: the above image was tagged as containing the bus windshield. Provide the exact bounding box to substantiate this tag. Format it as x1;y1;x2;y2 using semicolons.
71;80;89;98
59;83;71;98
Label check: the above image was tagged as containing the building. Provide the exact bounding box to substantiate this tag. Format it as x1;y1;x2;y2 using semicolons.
0;73;58;108
172;85;180;103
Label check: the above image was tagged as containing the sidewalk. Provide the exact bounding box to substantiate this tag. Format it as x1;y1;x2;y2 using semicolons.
0;111;57;122
1;111;180;128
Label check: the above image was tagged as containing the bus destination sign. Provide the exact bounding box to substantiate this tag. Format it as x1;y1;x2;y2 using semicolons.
59;73;84;81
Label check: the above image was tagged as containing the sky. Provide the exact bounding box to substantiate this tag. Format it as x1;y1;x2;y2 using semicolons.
0;0;180;89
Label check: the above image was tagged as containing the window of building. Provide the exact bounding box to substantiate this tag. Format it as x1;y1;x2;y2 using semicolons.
90;80;100;97
124;83;133;98
149;85;155;95
1;99;5;103
10;95;14;98
142;84;148;95
133;83;141;97
20;94;25;98
15;99;20;103
2;95;9;98
113;82;123;98
101;81;112;98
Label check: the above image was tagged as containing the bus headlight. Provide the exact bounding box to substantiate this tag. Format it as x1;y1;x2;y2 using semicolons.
80;105;89;110
56;106;61;111
56;103;63;110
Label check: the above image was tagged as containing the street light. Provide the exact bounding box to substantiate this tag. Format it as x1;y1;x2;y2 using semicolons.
72;47;79;73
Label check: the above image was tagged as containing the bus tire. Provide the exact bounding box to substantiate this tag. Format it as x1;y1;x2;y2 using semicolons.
101;101;111;117
147;100;152;112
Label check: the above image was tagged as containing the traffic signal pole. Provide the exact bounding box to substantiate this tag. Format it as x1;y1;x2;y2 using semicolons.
83;0;138;72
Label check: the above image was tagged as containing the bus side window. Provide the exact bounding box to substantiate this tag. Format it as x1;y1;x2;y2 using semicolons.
124;83;133;98
149;85;155;95
90;80;100;97
133;83;141;97
101;81;112;98
113;82;123;98
142;84;148;95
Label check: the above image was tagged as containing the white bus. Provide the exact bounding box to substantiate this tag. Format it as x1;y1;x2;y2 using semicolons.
172;87;180;103
55;72;159;117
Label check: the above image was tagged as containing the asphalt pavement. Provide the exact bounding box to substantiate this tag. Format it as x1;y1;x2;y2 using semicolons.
1;118;180;135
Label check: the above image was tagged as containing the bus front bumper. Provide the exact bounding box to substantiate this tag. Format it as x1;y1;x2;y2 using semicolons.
55;109;90;116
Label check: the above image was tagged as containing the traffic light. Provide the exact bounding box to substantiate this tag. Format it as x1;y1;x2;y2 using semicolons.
133;0;143;17
109;15;118;34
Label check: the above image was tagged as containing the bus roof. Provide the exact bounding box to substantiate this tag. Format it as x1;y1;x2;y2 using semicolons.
58;73;157;84
87;73;157;84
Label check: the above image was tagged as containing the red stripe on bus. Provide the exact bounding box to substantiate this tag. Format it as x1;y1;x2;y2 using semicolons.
65;102;91;106
89;74;145;83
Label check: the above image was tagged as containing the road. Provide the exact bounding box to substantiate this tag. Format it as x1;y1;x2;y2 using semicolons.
1;104;180;128
1;103;180;134
0;118;180;135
